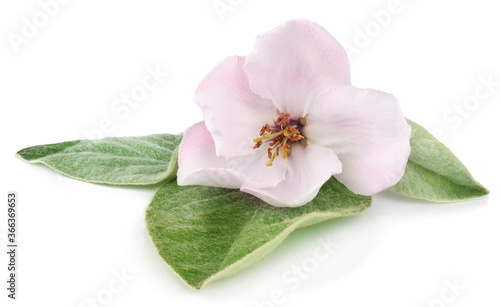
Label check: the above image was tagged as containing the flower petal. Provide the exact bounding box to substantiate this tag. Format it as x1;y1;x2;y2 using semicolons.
303;86;411;195
244;19;351;119
194;56;276;159
177;122;287;189
241;144;342;207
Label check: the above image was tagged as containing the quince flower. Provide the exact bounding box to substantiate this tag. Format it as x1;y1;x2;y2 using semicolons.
177;19;411;207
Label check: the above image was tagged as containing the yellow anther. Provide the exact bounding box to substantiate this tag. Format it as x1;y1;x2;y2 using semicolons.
266;152;277;166
281;137;289;158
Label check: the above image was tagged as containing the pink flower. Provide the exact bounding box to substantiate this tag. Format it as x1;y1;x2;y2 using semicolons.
177;19;411;207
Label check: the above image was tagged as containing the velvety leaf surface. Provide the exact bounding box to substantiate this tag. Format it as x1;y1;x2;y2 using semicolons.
17;134;182;185
146;178;371;289
391;120;488;201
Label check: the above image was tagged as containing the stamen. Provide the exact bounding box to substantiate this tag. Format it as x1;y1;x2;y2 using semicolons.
281;137;289;158
269;138;279;147
276;113;291;127
259;124;271;136
266;152;277;166
253;112;306;166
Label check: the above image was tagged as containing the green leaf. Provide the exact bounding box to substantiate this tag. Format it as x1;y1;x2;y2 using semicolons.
17;134;183;185
146;178;371;289
391;120;489;201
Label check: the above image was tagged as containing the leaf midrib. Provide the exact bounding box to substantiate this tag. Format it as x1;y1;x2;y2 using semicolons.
407;157;482;190
26;151;169;164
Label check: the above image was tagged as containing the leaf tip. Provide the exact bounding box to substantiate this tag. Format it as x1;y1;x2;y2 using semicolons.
476;183;490;197
16;148;30;162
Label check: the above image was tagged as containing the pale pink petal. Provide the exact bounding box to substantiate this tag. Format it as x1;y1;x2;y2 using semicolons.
244;19;351;119
303;85;411;195
241;144;342;207
194;56;276;159
177;122;287;189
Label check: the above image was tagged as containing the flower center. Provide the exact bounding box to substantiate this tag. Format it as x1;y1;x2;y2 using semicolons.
253;113;307;166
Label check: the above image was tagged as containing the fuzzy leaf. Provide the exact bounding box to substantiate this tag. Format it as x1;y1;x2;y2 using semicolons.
146;178;371;289
391;120;488;201
17;134;182;185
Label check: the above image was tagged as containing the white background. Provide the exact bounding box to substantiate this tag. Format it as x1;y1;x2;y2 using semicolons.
1;1;499;306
